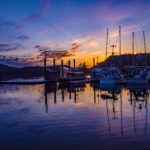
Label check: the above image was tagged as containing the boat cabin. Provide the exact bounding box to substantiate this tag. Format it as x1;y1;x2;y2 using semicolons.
67;72;86;81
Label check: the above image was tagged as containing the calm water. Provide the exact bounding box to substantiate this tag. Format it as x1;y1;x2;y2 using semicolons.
0;82;150;150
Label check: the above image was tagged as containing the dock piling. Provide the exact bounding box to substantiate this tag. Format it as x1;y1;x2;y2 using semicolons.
73;59;76;69
61;60;64;78
93;58;95;78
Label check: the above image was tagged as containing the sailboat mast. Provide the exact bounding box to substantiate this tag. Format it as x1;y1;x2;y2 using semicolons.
132;32;134;55
143;31;147;67
119;26;121;67
105;28;109;67
132;32;135;66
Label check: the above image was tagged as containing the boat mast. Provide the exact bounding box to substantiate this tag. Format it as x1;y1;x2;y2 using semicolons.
143;31;147;67
119;26;121;67
105;28;109;67
132;32;135;66
132;32;134;55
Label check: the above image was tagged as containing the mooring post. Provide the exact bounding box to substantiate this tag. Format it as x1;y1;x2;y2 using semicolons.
44;51;47;81
61;60;64;78
73;59;76;70
93;58;95;78
68;60;71;68
53;59;56;70
97;56;99;64
62;89;64;102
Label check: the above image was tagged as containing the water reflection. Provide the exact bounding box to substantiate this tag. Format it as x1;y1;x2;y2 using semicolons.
44;83;57;112
42;82;150;137
1;83;150;149
127;85;149;135
91;83;124;137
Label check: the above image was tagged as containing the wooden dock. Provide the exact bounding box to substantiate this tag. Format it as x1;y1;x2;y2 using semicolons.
0;80;56;85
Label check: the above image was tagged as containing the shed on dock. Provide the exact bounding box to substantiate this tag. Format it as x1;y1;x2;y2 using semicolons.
45;69;59;82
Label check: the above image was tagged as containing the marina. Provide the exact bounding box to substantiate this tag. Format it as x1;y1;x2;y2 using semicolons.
1;0;150;149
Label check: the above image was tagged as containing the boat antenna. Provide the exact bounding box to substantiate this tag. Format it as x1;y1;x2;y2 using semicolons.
110;44;117;56
110;44;117;67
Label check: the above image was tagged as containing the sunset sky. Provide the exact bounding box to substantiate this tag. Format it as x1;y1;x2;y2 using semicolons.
0;0;150;67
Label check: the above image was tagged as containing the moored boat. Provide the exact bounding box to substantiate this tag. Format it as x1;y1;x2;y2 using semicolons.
99;67;122;84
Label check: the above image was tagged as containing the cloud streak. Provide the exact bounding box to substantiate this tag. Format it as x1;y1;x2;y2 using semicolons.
35;42;80;59
25;0;50;22
0;43;21;51
0;18;23;30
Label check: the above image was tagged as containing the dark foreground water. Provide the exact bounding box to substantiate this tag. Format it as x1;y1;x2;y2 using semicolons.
0;82;150;150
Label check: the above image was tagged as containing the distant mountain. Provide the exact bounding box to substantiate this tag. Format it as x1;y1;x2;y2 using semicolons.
0;63;16;71
0;64;44;80
96;53;150;67
0;63;74;80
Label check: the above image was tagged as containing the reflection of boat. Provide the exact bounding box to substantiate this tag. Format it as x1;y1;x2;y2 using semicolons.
98;84;121;125
93;83;122;94
126;85;148;94
101;94;113;100
127;84;149;135
127;85;149;110
58;81;86;90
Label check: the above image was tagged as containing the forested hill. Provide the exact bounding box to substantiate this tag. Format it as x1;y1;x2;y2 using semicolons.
96;53;150;67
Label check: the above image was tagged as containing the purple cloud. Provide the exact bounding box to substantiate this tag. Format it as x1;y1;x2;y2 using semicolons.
35;42;80;59
17;35;30;40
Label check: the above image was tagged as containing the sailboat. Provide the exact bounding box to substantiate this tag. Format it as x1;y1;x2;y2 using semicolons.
99;27;122;84
126;31;148;85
